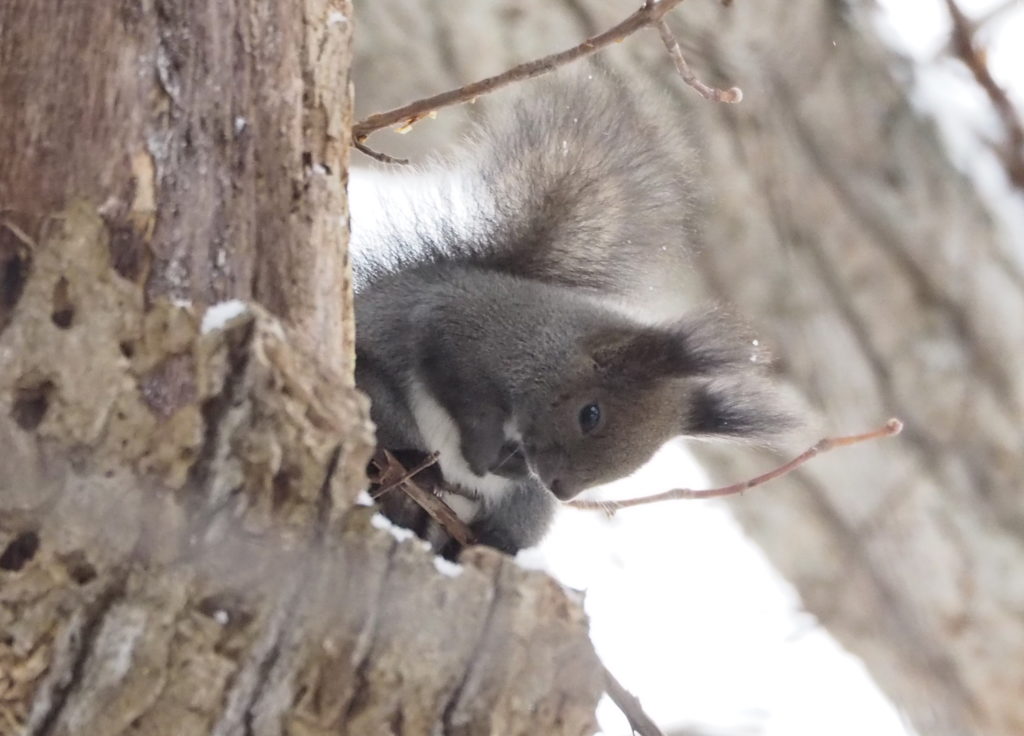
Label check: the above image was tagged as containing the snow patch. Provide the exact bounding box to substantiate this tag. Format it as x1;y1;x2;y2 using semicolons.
433;556;463;577
356;490;375;507
348;167;500;292
513;546;549;571
201;300;248;334
540;441;910;736
370;512;416;542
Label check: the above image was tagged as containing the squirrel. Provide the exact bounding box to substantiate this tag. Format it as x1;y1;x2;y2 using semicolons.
349;72;799;556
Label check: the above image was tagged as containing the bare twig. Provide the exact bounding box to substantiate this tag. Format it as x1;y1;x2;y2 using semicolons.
1;219;36;250
946;0;1020;38
944;0;1024;188
353;139;409;165
371;450;440;498
394;474;476;547
655;19;742;103
604;665;665;736
353;0;739;142
370;450;476;547
568;418;903;514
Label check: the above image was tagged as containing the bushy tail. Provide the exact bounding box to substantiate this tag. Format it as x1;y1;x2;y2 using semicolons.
349;70;699;299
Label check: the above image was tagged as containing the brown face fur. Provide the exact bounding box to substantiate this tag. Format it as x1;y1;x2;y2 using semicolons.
515;314;798;500
522;375;687;499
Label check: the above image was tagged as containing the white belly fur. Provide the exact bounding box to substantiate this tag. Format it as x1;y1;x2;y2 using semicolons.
407;381;514;518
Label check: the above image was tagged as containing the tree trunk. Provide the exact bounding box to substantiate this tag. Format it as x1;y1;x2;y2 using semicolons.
350;1;1024;735
0;2;602;734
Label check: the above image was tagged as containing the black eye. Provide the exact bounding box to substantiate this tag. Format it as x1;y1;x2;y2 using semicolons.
578;402;601;434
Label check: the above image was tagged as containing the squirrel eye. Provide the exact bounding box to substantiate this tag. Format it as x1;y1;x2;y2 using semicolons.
578;402;601;434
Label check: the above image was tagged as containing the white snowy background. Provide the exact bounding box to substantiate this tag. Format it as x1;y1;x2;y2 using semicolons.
530;2;1024;734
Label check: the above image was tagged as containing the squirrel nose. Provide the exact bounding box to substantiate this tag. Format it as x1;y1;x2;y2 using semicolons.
548;477;582;501
530;449;561;491
526;444;578;498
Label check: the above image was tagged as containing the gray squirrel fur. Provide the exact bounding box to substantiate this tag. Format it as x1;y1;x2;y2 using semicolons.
350;72;799;555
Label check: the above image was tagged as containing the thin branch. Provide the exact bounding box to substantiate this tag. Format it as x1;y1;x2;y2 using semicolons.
568;418;903;514
604;665;665;736
371;450;440;498
0;219;36;250
943;0;1024;189
655;19;742;103
370;450;476;547
353;0;703;141
394;474;476;548
353;139;409;165
948;0;1020;38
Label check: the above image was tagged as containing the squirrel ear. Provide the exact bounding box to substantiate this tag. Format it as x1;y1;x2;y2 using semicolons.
683;376;802;443
589;326;691;380
589;313;763;381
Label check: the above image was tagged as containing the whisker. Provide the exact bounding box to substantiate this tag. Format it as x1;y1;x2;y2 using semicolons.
491;444;521;471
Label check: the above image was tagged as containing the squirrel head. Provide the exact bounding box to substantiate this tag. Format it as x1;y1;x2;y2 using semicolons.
512;312;801;500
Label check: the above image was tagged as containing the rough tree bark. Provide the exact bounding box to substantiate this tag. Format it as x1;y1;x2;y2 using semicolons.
350;1;1024;735
0;2;602;735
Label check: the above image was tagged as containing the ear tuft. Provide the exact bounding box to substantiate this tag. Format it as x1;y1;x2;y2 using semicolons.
673;312;768;376
685;376;803;443
589;326;687;380
588;311;769;383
